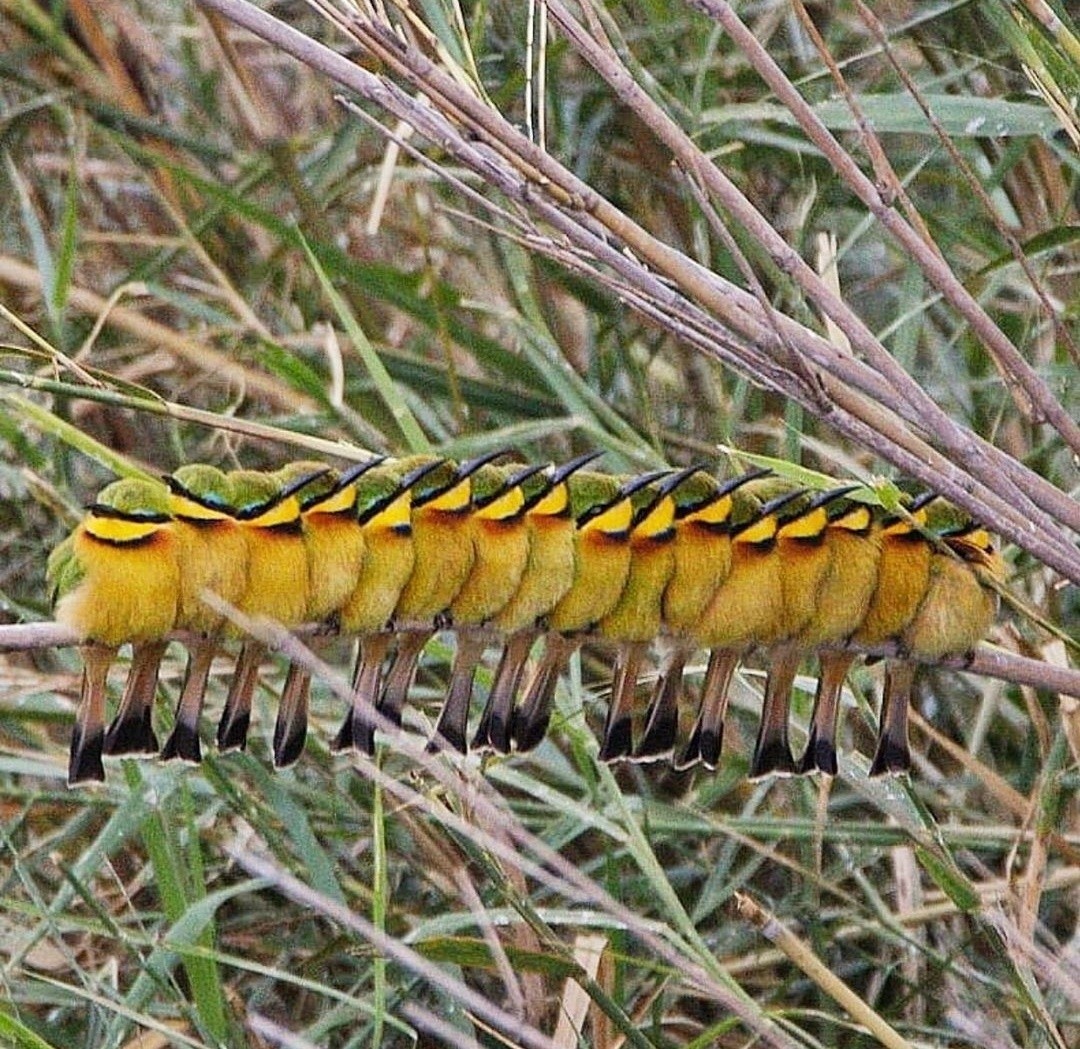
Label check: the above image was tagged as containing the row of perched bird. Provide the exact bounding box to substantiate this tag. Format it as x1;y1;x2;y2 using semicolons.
47;452;1006;786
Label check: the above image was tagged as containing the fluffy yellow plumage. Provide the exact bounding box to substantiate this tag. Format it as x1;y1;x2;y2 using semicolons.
596;468;697;762
213;466;325;757
870;518;1005;776
165;465;249;634
333;458;440;755
851;498;936;778
512;470;662;752
434;463;545;753
49;478;179;785
749;489;856;778
392;456;480;621
379;454;497;737
474;453;600;753
797;500;882;775
150;465;248;764
658;469;767;770
903;524;1004;659
683;489;802;771
274;458;385;766
53;480;179;647
298;459;384;622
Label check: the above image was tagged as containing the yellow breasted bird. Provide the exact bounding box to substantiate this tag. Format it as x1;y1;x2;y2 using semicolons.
870;505;1005;776
209;465;328;760
379;452;504;736
49;478;180;785
256;460;338;768
299;458;387;621
431;462;547;753
675;482;790;768
473;451;602;754
273;457;385;768
852;495;936;648
749;487;858;779
511;469;665;753
630;468;764;763
797;497;882;775
121;465;246;764
164;465;250;632
546;471;667;632
595;467;699;763
902;510;1004;659
847;494;935;778
656;468;769;771
662;469;771;635
682;487;806;771
332;458;445;755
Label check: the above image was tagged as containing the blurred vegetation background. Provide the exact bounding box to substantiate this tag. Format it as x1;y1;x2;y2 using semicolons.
0;1;1077;1047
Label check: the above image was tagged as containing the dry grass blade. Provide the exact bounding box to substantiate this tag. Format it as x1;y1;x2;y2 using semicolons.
735;891;917;1049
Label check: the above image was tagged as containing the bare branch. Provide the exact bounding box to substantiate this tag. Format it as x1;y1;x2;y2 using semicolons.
689;0;1080;460
191;0;1080;588
4;619;1077;698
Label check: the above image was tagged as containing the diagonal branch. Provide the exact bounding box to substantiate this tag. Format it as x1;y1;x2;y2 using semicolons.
545;0;1080;540
188;0;1079;588
688;0;1080;460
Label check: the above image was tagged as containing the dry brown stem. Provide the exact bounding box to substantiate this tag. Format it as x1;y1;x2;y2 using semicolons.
190;0;1080;589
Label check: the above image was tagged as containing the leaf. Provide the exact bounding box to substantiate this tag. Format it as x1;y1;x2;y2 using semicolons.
703;95;1062;139
414;935;580;979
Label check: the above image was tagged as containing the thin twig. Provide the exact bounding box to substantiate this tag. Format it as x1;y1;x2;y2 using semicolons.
3;619;1077;697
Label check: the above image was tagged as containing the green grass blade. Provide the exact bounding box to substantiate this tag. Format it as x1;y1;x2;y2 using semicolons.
371;763;388;1049
133;771;229;1046
0;1007;60;1049
299;227;430;453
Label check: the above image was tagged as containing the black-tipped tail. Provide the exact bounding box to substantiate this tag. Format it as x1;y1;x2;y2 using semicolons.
160;720;202;764
217;642;262;752
332;635;391;758
633;668;681;763
799;726;838;777
378;631;431;730
748;736;797;779
597;643;645;764
273;665;310;768
68;722;105;786
868;735;911;777
797;653;854;776
430;636;486;756
748;647;799;780
869;661;914;778
678;649;737;771
103;706;158;757
473;632;534;753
